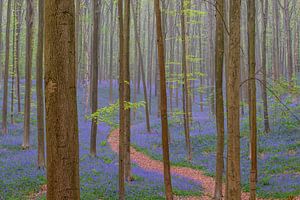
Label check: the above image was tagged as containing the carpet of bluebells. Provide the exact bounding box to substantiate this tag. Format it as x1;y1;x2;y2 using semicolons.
0;82;202;200
131;100;300;199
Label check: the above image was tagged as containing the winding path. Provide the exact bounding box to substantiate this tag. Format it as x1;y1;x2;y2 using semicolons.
108;129;299;200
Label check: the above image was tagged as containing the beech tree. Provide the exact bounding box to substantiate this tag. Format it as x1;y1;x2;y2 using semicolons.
36;0;45;168
225;0;241;199
22;0;34;149
1;0;12;135
154;0;173;199
214;0;225;198
45;0;80;198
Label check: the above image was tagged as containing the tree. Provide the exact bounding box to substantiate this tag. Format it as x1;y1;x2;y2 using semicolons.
132;2;151;132
225;0;241;199
15;0;23;113
180;0;192;161
214;0;225;199
22;0;34;149
118;0;125;199
0;0;3;84
45;0;80;198
248;0;257;199
90;0;101;157
1;0;12;135
154;0;173;199
36;0;45;168
124;0;131;182
260;0;270;133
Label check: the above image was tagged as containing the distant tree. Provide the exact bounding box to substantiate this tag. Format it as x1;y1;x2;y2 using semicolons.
180;0;192;161
225;0;241;199
36;0;45;168
45;0;80;198
154;0;173;199
260;0;270;134
0;0;3;82
2;0;12;135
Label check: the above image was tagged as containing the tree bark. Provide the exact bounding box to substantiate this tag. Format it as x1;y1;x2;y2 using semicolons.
45;0;80;198
261;0;270;133
214;0;225;199
118;0;125;198
180;0;192;161
90;0;101;157
154;1;173;199
225;0;241;199
22;0;34;149
36;0;45;168
1;0;12;135
248;0;258;199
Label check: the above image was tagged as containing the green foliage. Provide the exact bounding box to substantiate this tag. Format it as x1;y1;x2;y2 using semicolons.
86;101;146;129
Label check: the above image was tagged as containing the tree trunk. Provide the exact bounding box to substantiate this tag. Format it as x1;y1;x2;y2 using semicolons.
36;0;45;168
261;0;270;133
22;0;34;149
90;0;101;157
154;1;173;199
248;0;258;199
1;0;12;135
118;0;125;198
132;3;151;132
181;0;192;161
124;0;131;182
45;0;80;198
15;0;22;113
225;0;241;199
214;0;225;199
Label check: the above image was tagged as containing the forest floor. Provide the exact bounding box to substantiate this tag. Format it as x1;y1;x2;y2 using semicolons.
0;82;299;199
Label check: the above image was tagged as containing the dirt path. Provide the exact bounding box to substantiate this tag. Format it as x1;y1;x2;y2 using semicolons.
108;129;299;200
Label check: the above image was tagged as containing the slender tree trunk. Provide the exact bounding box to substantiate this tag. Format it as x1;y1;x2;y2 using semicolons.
154;1;173;199
132;3;151;132
15;0;22;113
272;0;280;81
36;0;45;168
248;0;258;199
22;0;34;149
124;0;132;182
261;0;270;133
225;0;241;199
118;0;125;198
180;0;192;161
45;0;80;198
90;0;101;157
11;1;16;125
109;0;115;104
1;0;12;135
0;0;3;85
214;0;225;199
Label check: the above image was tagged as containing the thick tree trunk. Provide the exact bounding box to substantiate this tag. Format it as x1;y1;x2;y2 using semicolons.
214;0;225;199
154;1;173;199
45;0;80;198
225;0;241;199
36;0;45;168
90;0;101;157
1;0;12;135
